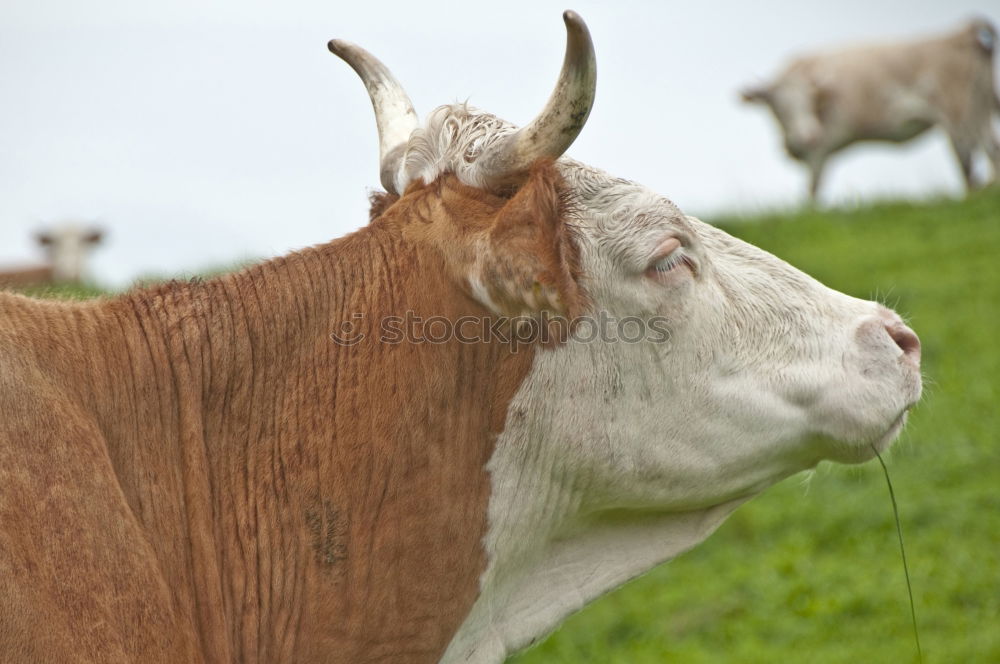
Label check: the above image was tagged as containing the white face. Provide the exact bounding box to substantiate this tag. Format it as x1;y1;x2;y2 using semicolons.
36;225;103;282
550;162;921;510
760;80;822;159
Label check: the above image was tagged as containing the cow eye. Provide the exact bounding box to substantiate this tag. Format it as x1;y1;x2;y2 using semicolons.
650;250;684;274
645;237;691;279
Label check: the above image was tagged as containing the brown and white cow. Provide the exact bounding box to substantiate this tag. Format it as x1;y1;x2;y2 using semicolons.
741;18;1000;199
0;12;921;663
0;224;104;289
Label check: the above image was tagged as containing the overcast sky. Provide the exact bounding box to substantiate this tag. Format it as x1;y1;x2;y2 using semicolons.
2;0;998;286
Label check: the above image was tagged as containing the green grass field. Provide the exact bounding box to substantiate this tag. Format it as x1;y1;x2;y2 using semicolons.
21;189;1000;663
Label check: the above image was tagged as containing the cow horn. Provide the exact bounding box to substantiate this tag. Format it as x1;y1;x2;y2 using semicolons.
328;39;419;194
477;11;597;187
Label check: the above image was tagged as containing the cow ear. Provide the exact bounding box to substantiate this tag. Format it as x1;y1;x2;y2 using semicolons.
471;160;585;320
975;23;996;53
83;229;104;245
35;232;54;247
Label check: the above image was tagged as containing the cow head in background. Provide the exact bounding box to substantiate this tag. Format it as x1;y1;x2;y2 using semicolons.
35;224;104;283
741;77;827;159
331;12;922;660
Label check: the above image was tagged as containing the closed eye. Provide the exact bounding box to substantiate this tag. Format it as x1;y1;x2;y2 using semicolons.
650;250;685;274
645;237;694;280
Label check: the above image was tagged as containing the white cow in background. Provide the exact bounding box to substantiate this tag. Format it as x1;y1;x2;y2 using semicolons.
0;223;103;288
742;18;1000;200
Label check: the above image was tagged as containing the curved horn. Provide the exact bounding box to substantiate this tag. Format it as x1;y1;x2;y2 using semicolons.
477;11;597;186
328;39;420;194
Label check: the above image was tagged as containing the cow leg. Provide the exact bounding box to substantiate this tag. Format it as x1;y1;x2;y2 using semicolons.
982;127;1000;185
947;133;978;191
806;154;828;203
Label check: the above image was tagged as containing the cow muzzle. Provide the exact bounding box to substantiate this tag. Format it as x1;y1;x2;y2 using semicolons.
882;314;921;368
854;305;923;411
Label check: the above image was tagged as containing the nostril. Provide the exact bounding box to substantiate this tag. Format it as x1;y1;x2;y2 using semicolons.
885;322;921;362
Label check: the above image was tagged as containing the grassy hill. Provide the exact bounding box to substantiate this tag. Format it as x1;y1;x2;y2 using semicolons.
18;188;1000;663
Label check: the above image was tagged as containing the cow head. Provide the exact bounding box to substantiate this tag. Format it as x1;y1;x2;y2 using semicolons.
35;224;104;283
332;12;921;658
742;77;825;160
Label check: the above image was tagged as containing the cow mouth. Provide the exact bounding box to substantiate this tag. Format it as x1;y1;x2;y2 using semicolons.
858;404;913;463
871;408;910;455
828;406;911;465
866;362;921;458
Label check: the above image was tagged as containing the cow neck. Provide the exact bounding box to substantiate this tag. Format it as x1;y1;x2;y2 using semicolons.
85;215;535;662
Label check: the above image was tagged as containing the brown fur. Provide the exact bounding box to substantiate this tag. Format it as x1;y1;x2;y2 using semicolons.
399;161;586;327
368;190;400;222
0;162;579;662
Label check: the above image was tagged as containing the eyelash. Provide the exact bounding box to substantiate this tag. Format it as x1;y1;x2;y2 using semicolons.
650;249;686;274
647;243;697;280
